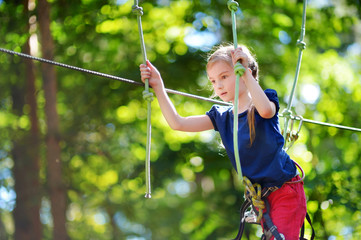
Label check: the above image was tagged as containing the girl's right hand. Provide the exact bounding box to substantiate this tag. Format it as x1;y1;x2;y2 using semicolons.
231;47;249;69
139;60;163;89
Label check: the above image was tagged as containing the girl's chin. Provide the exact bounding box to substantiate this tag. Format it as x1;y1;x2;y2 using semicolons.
220;96;232;102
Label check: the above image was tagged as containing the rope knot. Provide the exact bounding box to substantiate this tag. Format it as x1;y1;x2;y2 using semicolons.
132;5;143;16
281;109;292;119
243;176;265;223
143;90;154;102
234;62;245;76
227;0;239;12
296;40;306;50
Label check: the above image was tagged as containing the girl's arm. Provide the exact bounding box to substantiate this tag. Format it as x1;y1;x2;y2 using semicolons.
243;70;276;118
140;60;214;132
232;49;276;119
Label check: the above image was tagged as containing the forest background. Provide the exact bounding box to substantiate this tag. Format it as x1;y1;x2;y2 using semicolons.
0;0;361;239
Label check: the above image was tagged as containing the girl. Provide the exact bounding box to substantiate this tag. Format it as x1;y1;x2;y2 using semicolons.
139;44;307;240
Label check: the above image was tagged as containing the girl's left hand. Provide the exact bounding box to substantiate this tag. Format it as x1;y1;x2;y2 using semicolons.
231;47;249;69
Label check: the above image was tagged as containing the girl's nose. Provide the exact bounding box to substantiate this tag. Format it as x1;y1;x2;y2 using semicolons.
216;82;223;89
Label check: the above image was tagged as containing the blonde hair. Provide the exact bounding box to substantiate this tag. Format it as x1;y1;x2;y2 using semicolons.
207;43;259;145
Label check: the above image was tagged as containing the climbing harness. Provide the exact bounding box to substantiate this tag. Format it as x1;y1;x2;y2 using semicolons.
234;173;314;240
133;0;153;198
234;176;283;240
228;0;246;180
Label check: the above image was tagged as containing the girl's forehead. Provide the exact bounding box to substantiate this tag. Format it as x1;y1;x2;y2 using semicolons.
207;60;233;74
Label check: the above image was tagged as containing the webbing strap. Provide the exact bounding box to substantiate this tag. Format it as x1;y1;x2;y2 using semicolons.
233;199;252;240
133;0;153;198
263;199;285;240
300;213;315;240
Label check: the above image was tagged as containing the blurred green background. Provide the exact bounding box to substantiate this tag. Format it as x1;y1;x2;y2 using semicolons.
0;0;360;239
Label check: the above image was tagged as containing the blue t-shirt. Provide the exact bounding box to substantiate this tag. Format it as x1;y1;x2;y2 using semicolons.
206;89;296;188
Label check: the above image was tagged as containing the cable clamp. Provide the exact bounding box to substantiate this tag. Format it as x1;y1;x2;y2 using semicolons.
296;40;306;50
227;0;239;12
132;5;143;16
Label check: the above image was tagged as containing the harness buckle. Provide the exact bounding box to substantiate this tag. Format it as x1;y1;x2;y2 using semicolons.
262;230;285;240
244;209;258;224
261;186;279;198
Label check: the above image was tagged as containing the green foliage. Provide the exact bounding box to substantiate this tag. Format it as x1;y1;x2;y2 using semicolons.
1;0;361;239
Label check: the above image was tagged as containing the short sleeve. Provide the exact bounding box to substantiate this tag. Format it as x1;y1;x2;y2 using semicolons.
265;89;280;113
206;105;219;131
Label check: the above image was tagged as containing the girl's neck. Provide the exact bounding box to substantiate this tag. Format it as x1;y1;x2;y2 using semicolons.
233;93;252;113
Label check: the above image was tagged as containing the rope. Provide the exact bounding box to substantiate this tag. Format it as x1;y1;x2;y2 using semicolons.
1;47;360;133
133;0;153;199
0;47;144;86
288;114;361;133
281;0;308;149
287;160;305;184
0;47;229;106
243;177;265;223
228;0;246;180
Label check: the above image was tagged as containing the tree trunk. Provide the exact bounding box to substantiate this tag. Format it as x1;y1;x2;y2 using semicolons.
12;42;42;240
0;210;8;240
11;1;42;239
37;0;68;239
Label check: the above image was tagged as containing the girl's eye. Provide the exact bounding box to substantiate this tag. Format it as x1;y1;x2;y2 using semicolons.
221;75;228;79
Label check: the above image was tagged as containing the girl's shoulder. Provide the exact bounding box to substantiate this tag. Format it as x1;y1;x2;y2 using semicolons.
206;105;233;132
264;89;280;113
207;104;232;116
264;88;278;97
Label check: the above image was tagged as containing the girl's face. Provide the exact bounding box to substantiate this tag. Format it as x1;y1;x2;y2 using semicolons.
207;60;246;103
